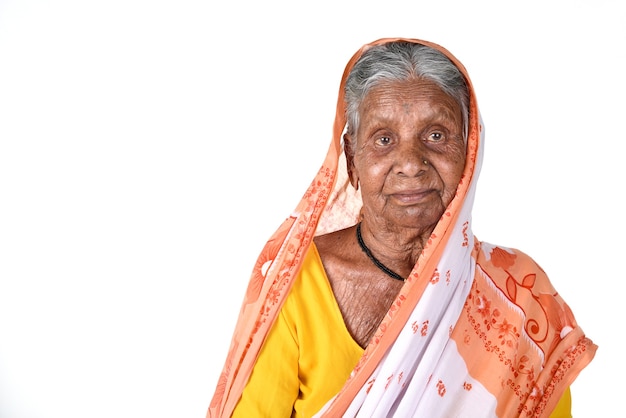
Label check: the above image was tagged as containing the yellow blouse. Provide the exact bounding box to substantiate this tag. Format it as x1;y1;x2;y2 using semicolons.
232;244;572;417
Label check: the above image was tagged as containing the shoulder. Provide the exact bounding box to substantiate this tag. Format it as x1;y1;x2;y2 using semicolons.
475;241;553;292
472;240;578;343
314;227;356;257
473;241;569;325
473;241;581;342
313;225;361;276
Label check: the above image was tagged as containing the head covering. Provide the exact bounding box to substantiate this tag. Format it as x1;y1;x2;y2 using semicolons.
207;38;596;418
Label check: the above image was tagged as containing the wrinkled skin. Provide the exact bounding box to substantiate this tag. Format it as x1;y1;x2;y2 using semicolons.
315;77;466;347
346;77;466;251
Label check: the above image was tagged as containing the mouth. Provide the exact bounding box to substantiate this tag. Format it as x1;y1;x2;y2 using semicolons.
390;188;436;205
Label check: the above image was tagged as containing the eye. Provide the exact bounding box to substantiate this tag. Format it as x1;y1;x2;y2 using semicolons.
428;131;444;142
375;135;392;146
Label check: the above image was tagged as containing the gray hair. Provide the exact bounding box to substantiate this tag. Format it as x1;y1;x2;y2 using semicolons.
344;41;469;154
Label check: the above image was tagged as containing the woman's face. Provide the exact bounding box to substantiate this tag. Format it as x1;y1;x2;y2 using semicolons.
347;78;466;231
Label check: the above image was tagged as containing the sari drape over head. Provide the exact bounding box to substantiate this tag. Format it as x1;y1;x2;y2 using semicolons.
207;38;596;418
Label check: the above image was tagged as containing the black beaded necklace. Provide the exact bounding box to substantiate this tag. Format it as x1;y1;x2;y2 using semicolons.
356;222;405;282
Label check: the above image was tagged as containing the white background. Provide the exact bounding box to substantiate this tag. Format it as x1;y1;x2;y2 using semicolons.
1;0;624;417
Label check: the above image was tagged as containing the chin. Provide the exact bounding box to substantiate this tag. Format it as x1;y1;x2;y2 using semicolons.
387;212;442;232
401;205;445;223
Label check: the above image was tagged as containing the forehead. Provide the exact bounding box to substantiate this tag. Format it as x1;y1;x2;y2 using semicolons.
359;78;462;123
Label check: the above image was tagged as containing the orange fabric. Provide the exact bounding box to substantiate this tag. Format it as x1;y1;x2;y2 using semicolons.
206;38;596;418
449;242;593;417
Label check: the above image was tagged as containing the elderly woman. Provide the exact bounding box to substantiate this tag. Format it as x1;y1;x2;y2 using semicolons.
207;39;596;417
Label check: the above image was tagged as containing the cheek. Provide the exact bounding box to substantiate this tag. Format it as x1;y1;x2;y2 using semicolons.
357;159;388;189
440;149;466;189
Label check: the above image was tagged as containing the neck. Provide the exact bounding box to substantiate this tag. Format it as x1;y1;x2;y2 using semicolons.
356;223;405;282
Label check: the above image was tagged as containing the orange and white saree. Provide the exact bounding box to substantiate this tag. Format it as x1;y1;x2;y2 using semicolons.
207;38;596;417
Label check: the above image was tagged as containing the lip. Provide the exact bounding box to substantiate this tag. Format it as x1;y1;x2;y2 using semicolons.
390;188;435;204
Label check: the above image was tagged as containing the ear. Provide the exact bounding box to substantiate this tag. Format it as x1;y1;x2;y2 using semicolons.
343;133;359;190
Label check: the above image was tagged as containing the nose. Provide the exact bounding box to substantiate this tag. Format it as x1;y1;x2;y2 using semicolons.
393;141;429;177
